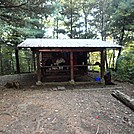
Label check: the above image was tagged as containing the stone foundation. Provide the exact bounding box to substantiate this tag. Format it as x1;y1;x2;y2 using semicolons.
0;73;36;86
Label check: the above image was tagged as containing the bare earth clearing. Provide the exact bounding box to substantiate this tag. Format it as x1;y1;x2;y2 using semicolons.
0;82;134;134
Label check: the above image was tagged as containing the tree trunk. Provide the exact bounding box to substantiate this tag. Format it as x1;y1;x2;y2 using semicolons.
27;59;30;72
0;56;3;74
10;52;15;73
101;6;105;41
15;48;20;74
56;18;59;39
0;45;3;74
115;48;121;71
119;24;125;46
70;0;73;39
84;13;88;39
111;90;134;111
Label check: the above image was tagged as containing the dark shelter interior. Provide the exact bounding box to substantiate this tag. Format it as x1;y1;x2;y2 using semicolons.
40;51;88;82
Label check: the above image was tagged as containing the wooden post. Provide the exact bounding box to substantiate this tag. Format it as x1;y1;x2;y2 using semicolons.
36;49;41;82
32;49;36;71
100;49;105;78
70;51;74;82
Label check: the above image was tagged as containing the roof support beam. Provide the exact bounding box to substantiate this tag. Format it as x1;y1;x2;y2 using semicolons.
32;50;36;71
70;51;74;82
100;49;105;78
36;50;41;82
38;48;103;53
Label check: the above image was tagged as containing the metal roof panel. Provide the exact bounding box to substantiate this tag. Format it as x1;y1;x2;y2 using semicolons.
18;39;122;48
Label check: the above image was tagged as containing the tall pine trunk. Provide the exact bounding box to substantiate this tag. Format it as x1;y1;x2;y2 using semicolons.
15;47;20;74
0;44;3;74
115;24;124;71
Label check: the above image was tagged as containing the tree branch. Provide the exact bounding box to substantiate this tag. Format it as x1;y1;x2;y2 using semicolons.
0;2;27;8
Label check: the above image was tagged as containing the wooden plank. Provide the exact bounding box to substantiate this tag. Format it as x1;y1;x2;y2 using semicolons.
70;51;74;81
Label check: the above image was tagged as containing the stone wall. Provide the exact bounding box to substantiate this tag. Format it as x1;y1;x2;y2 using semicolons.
0;73;36;86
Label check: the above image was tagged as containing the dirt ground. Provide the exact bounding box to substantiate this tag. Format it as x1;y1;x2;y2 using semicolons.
0;82;134;134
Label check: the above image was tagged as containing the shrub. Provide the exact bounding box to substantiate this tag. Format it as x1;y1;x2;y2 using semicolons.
116;46;134;83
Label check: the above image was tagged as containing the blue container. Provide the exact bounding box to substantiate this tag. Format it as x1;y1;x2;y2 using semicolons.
95;77;101;82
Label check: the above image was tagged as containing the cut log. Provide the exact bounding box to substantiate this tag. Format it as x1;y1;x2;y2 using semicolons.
111;90;134;111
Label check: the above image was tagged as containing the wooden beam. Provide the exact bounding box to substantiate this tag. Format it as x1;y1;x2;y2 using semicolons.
39;48;103;53
70;51;74;81
100;49;105;78
32;50;36;71
36;50;41;82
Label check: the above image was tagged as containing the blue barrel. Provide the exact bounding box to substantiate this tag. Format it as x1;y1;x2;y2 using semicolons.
95;77;101;82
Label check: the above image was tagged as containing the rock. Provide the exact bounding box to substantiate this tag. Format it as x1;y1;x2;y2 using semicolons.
69;80;75;85
47;118;51;121
57;86;66;91
53;88;57;91
36;81;42;86
81;100;84;102
55;110;58;112
31;85;35;88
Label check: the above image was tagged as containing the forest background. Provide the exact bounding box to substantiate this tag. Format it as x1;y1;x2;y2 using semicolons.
0;0;134;83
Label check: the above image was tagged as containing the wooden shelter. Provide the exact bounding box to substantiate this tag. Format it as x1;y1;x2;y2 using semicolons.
18;39;122;83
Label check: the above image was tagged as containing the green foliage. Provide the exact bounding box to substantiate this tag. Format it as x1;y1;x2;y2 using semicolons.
0;0;55;74
111;0;134;45
90;0;113;40
0;0;56;39
56;0;97;39
117;44;134;83
19;50;33;73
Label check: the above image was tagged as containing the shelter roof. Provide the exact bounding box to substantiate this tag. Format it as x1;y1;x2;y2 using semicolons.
18;38;122;48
